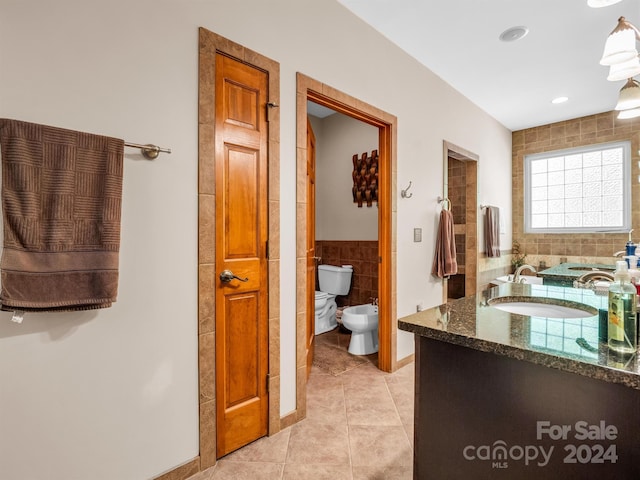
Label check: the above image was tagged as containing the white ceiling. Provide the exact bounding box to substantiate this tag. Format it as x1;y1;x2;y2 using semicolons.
337;0;640;131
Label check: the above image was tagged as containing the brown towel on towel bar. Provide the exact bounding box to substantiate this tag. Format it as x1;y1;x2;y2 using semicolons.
484;206;501;258
0;119;124;311
431;209;457;278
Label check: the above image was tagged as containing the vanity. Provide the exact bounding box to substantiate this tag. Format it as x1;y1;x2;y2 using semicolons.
537;262;615;286
399;283;640;479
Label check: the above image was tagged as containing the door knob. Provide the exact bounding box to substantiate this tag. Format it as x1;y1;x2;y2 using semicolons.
219;269;249;283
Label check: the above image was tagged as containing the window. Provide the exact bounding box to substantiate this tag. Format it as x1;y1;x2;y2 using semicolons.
524;141;631;233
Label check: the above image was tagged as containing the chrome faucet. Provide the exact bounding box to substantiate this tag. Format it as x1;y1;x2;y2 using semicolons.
613;251;626;258
369;297;379;306
513;264;537;283
573;271;615;289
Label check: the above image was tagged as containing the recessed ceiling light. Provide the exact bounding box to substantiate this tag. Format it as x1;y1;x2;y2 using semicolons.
552;96;569;104
499;26;529;42
587;0;623;8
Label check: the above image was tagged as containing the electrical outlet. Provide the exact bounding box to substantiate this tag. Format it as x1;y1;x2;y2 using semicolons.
414;228;422;242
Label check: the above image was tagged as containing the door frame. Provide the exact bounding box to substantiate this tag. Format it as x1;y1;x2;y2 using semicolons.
197;28;281;471
296;73;398;417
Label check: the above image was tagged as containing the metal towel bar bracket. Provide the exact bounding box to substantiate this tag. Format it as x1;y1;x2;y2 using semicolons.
437;195;451;209
124;142;172;160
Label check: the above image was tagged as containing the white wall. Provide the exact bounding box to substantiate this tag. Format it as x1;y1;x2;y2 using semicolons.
0;1;512;478
311;112;379;241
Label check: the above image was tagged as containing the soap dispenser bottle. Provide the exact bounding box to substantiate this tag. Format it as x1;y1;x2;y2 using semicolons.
626;229;636;257
608;260;638;355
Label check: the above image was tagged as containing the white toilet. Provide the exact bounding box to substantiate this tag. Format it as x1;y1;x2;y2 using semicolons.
314;264;353;335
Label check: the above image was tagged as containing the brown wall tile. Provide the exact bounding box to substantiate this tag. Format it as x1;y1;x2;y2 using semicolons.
315;240;379;305
512;111;640;265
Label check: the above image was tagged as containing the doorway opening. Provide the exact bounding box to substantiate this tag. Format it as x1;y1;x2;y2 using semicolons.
442;141;478;302
295;73;398;422
307;102;380;372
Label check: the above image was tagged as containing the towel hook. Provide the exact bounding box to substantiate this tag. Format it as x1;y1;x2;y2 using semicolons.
400;181;413;198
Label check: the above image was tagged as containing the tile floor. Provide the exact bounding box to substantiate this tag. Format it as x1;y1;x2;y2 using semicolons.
188;328;415;480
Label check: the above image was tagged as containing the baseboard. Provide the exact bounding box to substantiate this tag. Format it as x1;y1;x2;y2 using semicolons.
153;456;201;480
279;410;299;430
395;353;415;370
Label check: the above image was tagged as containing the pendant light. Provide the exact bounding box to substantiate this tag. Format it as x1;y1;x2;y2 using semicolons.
608;55;640;81
600;17;640;66
615;78;640;111
617;107;640;119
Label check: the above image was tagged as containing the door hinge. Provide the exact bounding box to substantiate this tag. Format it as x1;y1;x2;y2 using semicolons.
379;256;383;264
266;374;270;392
266;240;269;259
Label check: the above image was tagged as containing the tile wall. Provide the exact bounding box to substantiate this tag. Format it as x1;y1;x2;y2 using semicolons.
446;154;479;296
315;240;379;306
512;111;640;269
448;157;467;298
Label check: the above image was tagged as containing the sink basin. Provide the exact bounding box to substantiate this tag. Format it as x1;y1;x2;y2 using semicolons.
568;266;614;272
494;275;543;285
487;296;598;318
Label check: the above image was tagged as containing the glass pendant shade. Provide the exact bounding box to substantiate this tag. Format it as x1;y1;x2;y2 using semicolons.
600;17;640;66
588;0;623;7
607;56;640;81
618;107;640;119
615;78;640;111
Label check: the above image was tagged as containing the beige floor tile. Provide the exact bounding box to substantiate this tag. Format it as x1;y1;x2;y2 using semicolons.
404;422;414;449
352;465;413;480
392;362;415;379
307;371;345;394
306;388;348;424
344;380;402;426
283;463;353;480
286;419;350;465
210;460;284;480
385;379;414;426
222;428;291;463
340;369;385;389
309;364;330;376
188;340;415;480
186;466;216;480
348;425;413;467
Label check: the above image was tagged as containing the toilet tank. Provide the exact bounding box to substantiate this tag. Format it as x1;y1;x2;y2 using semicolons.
318;264;353;295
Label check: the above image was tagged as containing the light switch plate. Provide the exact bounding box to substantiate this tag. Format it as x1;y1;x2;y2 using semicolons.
414;228;422;242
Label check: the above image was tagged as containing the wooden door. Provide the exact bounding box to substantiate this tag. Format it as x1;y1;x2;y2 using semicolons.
215;53;269;458
306;118;317;378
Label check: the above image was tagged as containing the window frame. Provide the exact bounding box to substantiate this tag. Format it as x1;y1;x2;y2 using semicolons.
524;140;631;234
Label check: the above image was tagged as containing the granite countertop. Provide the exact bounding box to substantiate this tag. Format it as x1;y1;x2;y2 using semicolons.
398;283;640;390
537;262;615;280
